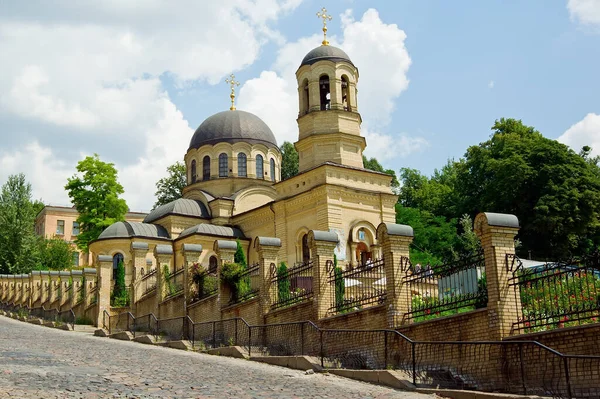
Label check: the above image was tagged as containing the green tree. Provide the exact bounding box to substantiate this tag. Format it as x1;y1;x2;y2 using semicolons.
281;141;299;180
38;236;74;270
0;174;41;274
234;239;247;268
153;161;186;209
277;262;290;302
456;118;600;258
111;260;128;307
363;156;399;191
65;154;128;252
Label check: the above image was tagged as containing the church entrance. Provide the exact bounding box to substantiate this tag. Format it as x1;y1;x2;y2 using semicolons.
355;242;372;267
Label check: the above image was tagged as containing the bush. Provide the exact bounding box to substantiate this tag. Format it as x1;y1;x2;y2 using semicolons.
111;260;129;307
277;262;290;302
220;262;251;302
75;316;94;325
162;264;177;297
234;239;247;268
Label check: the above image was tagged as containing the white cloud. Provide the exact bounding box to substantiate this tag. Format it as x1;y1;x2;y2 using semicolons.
558;113;600;156
567;0;600;26
0;1;303;211
238;8;424;161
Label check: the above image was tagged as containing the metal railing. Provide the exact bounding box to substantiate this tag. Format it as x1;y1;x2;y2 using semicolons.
508;253;600;335
228;263;260;306
103;307;600;398
401;252;487;323
139;268;157;297
165;268;184;299
328;258;386;315
190;272;218;304
270;261;313;310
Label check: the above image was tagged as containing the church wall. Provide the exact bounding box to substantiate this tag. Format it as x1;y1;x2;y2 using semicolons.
158;293;185;320
317;304;388;330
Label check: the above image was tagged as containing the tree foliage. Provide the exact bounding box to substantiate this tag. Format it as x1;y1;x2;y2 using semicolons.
234;239;247;268
65;154;128;252
281;141;299;180
38;236;75;271
111;260;129;307
0;174;41;274
456;118;600;258
363;156;399;191
153;161;186;209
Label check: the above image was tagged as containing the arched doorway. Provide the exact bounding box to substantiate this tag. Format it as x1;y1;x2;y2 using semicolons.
302;234;310;264
355;242;372;267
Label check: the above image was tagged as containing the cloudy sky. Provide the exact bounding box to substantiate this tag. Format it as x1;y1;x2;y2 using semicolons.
0;0;599;212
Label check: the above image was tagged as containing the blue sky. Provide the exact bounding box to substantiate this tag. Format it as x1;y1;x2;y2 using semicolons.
0;0;599;211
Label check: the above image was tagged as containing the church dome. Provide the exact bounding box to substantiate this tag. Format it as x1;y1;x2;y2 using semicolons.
189;110;278;150
300;45;354;67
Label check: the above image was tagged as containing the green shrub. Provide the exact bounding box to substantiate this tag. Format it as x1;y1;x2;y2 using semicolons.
162;264;177;297
75;316;94;325
334;254;345;312
220;262;251;302
277;262;290;302
111;260;129;307
234;239;247;268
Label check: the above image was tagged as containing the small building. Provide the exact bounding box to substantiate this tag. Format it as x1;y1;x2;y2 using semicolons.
35;205;147;267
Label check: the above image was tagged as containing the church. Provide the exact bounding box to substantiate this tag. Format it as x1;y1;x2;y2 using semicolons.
89;19;398;285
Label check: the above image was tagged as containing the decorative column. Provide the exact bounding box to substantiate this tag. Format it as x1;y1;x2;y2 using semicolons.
350;243;358;269
82;268;97;308
474;212;521;340
154;245;174;318
22;275;31;308
181;243;203;316
49;271;60;308
377;223;414;328
130;242;149;311
58;271;70;311
70;270;83;309
254;237;281;320
308;230;339;320
96;255;113;328
0;275;6;303
214;240;237;308
39;271;50;307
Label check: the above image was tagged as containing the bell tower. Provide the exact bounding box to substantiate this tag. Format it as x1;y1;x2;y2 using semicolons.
295;8;366;173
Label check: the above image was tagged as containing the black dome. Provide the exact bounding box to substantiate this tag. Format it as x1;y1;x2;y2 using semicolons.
189;110;278;150
300;45;354;67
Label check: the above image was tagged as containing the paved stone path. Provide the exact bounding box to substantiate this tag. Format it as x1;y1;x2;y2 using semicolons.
0;316;435;399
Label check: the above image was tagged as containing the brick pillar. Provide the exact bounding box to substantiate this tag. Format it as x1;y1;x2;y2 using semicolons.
30;272;40;308
82;268;97;308
58;271;70;311
474;212;521;340
154;245;174;318
96;255;113;327
130;242;149;312
214;240;237;309
39;271;49;307
254;237;281;320
70;270;82;309
308;230;339;320
377;223;414;328
181;243;203;316
0;276;5;302
49;271;60;308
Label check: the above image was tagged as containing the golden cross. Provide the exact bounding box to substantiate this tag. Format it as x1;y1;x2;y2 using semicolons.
316;7;332;46
225;73;240;111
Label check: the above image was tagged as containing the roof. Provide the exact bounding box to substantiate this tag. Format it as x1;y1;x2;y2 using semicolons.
300;45;354;67
188;110;278;150
98;221;170;240
144;198;210;224
179;223;245;239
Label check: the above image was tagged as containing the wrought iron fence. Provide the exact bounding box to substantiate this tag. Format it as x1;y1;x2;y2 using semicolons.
165;268;184;298
57;309;75;329
105;311;135;335
229;263;260;306
139;268;157;297
508;253;600;335
88;282;98;305
328;258;386;315
132;313;158;337
401;252;487;323
190;272;218;304
270;261;313;310
248;321;320;358
188;318;249;350
156;316;189;341
75;284;85;305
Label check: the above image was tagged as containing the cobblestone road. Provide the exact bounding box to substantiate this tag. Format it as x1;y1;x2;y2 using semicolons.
0;316;434;399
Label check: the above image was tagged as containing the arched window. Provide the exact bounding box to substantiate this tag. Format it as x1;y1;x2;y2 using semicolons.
302;234;310;264
301;79;309;115
238;153;247;177
341;75;350;111
319;74;330;111
202;156;211;180
191;160;197;184
219;153;228;177
112;253;124;281
256;154;264;179
270;158;276;182
209;256;218;274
